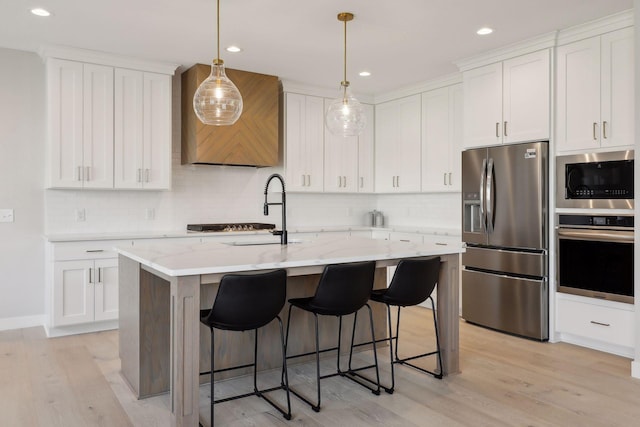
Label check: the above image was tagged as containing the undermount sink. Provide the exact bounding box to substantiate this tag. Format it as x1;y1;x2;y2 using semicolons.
225;239;303;246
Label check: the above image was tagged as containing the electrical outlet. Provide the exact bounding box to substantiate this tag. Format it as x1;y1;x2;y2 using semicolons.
0;209;14;223
145;208;155;220
75;208;86;222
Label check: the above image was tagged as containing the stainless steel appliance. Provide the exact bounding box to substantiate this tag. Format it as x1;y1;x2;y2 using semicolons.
461;141;548;340
556;150;634;209
557;214;634;304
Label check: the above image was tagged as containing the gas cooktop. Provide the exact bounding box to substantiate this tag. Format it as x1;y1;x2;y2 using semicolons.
186;223;276;232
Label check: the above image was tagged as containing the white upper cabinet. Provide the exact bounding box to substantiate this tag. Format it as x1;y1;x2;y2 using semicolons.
556;27;634;152
323;99;359;193
47;59;114;188
357;104;375;193
284;93;325;192
421;84;463;192
114;70;172;189
463;49;550;148
375;94;422;193
43;48;175;190
323;101;374;193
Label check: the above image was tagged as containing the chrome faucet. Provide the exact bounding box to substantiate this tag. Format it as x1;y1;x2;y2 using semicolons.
264;173;287;245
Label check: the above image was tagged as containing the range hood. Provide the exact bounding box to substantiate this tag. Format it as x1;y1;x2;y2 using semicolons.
181;64;280;167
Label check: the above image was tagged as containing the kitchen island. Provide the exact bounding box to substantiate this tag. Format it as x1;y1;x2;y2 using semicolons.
116;235;463;427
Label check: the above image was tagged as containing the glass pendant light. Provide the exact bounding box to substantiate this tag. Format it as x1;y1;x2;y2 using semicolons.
193;0;243;126
325;12;366;137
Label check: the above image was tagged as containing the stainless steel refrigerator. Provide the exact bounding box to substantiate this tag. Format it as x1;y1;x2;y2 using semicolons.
461;141;548;340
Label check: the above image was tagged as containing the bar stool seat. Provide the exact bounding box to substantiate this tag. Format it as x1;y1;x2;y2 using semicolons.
351;257;443;394
199;269;291;426
285;261;381;412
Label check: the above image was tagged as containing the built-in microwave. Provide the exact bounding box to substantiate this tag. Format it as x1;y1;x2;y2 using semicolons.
556;150;634;209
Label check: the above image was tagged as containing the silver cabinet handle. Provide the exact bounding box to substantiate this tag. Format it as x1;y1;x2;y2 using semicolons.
444;173;447;185
89;267;93;285
307;174;311;187
392;176;396;187
593;122;598;140
77;166;82;181
503;121;508;137
449;172;452;186
85;166;90;182
98;267;102;283
85;249;104;253
590;320;610;327
343;176;346;187
495;122;500;138
360;177;363;188
137;168;142;183
603;121;608;139
396;175;400;188
145;169;150;183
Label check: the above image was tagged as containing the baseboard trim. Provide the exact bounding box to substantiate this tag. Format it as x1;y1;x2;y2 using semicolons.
0;314;45;332
44;320;119;338
557;332;634;359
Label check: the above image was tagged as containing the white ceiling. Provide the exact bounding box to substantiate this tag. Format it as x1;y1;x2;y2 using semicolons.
0;0;633;96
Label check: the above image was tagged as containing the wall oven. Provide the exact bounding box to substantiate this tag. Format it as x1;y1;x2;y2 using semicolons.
556;150;634;209
556;214;634;304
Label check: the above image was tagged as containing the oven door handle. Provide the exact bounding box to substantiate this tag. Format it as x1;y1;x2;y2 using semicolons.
557;228;634;243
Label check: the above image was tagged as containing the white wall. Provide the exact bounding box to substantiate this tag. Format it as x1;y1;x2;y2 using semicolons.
0;48;46;326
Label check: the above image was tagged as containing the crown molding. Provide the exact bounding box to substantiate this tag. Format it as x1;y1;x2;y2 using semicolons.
374;73;462;104
557;9;633;46
455;31;557;72
38;45;179;75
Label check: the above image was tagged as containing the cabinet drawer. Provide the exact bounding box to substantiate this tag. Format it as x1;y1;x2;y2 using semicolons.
52;240;131;261
556;297;634;348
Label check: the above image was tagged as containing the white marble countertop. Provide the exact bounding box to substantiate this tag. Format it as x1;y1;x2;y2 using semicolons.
115;235;464;277
45;225;461;242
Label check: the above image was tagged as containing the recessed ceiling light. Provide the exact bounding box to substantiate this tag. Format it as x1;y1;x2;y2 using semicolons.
31;8;51;17
226;46;242;53
477;27;493;35
359;71;371;77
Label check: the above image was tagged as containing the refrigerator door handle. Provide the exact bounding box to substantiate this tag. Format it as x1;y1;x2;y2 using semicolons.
486;157;494;233
479;158;487;232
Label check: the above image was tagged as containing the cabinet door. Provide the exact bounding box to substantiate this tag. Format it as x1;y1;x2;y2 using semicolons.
323;97;358;193
463;62;502;148
48;59;84;188
94;259;119;321
53;260;94;326
284;93;324;192
142;72;172;189
421;87;451;192
357;104;375;192
375;95;421;193
556;37;601;152
374;100;399;192
502;50;550;144
83;64;114;189
396;95;422;192
601;27;634;149
114;68;144;188
448;84;463;192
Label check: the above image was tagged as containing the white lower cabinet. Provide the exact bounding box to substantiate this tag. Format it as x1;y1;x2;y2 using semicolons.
53;258;118;326
556;294;634;357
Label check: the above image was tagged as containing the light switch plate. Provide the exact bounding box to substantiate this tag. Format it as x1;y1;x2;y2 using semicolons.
0;209;14;222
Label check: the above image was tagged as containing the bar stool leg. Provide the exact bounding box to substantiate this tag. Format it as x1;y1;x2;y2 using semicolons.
210;326;215;427
277;316;292;419
386;304;396;394
430;297;444;378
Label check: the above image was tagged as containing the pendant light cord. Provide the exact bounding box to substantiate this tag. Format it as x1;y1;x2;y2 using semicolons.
216;0;221;62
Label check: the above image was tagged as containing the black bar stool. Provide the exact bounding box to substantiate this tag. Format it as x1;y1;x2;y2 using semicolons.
284;261;381;412
350;257;443;394
199;269;291;426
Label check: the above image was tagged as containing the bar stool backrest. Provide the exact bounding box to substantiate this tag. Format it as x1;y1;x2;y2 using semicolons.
386;257;441;307
310;261;377;316
203;269;287;331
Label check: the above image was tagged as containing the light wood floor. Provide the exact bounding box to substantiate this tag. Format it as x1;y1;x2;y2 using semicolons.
2;307;640;426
